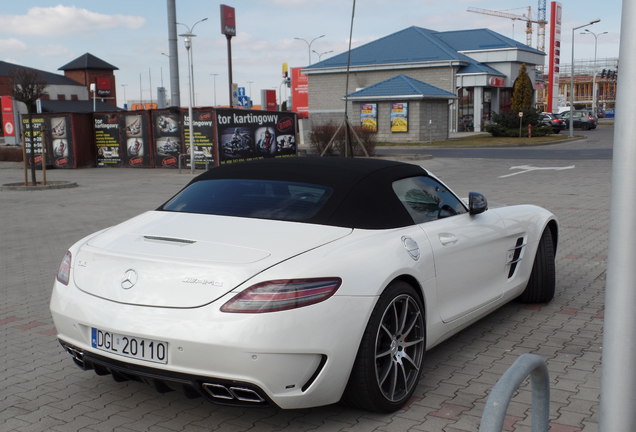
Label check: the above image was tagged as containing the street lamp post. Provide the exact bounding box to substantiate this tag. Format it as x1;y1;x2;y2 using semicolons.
178;18;208;174
294;34;325;65
210;73;219;106
312;49;334;62
121;84;127;109
569;18;600;137
581;29;608;117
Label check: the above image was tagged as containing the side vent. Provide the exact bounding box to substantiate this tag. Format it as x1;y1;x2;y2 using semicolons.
507;237;526;278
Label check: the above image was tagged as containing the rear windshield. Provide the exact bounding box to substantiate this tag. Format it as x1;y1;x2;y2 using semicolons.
160;179;332;222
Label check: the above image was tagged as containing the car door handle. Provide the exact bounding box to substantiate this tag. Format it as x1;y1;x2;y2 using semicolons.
439;233;458;246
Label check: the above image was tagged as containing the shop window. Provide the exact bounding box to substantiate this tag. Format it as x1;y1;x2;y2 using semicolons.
458;88;474;132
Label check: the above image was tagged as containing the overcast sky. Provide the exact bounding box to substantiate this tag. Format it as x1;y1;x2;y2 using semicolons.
0;0;622;107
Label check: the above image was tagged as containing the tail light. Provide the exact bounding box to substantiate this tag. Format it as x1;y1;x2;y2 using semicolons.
57;251;72;286
221;278;342;313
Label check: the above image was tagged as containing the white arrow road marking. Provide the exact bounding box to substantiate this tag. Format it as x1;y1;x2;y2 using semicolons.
499;165;575;178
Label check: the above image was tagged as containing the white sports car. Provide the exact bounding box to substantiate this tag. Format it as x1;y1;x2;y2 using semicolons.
50;157;557;412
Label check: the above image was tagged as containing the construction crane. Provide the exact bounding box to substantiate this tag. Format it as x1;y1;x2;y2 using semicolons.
467;1;547;53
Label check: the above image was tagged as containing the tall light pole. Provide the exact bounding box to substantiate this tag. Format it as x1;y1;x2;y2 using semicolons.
210;73;219;106
179;17;208;174
581;29;608;116
569;18;600;137
312;49;333;62
294;34;325;65
121;84;127;109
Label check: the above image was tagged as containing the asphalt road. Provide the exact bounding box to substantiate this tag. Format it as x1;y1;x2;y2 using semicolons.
0;127;613;432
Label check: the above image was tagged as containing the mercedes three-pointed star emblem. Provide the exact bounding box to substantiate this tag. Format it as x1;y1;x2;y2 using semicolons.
121;269;138;289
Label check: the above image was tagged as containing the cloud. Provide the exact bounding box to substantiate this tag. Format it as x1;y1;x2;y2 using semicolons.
0;5;145;37
0;38;27;53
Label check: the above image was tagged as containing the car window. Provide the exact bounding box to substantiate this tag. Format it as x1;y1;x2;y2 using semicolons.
161;179;333;222
392;176;467;224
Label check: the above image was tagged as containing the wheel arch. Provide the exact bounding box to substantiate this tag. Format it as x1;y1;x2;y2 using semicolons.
388;274;426;320
545;219;558;255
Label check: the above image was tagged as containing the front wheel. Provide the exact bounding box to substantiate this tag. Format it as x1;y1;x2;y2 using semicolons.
342;281;425;412
518;229;555;303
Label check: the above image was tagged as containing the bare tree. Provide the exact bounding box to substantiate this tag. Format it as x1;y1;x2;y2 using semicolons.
11;67;47;185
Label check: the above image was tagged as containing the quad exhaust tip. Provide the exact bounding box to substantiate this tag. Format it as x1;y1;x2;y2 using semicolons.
202;383;266;403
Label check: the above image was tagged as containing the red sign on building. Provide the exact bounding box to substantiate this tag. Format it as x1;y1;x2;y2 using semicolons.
291;67;309;118
1;96;16;137
96;77;112;97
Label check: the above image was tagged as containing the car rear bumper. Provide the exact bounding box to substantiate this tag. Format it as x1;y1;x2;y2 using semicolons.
50;281;375;409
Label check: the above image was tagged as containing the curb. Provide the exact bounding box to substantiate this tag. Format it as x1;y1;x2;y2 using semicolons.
1;181;79;191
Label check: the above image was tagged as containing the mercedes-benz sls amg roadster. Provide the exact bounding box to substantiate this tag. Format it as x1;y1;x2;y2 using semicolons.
50;157;557;412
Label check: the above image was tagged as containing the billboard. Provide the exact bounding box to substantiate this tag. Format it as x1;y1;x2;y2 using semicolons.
95;113;122;167
215;108;297;164
152;111;181;168
220;4;236;36
184;109;215;169
94;112;153;168
23;115;78;168
291;67;309;118
547;2;562;113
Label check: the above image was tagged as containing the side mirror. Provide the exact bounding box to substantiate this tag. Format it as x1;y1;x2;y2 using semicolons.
469;192;488;215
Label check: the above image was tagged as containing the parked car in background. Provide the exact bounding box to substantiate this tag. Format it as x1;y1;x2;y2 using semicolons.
604;108;615;118
540;112;566;133
558;110;598;130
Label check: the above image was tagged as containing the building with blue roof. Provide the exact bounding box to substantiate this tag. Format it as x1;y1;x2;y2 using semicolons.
301;26;544;141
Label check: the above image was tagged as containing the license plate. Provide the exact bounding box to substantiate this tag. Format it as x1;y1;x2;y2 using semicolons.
91;328;168;364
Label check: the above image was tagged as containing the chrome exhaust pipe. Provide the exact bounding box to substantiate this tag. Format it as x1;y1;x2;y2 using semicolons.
202;383;234;400
202;383;266;403
229;387;266;403
64;344;86;367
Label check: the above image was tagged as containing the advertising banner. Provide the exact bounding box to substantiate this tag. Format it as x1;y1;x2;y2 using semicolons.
152;111;181;168
261;89;277;111
291;67;309;118
215;108;297;165
22;115;45;168
95;113;122;167
122;113;152;167
390;103;408;132
220;4;236;36
360;103;378;132
48;115;74;168
184;109;215;169
1;96;16;137
547;1;562;113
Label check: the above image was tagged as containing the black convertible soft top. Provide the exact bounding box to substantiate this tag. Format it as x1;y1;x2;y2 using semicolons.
172;157;430;229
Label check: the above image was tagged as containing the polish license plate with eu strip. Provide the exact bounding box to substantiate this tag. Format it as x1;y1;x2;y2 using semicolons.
91;328;168;364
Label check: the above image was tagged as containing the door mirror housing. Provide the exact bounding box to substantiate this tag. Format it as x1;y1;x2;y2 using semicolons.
469;192;488;215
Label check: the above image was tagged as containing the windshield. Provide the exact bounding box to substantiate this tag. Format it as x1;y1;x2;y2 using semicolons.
160;179;333;222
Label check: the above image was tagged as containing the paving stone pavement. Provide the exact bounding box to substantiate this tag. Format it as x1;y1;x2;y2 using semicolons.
0;141;609;431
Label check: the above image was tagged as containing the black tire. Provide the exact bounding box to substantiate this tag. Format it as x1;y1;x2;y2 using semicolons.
518;229;555;303
342;281;425;412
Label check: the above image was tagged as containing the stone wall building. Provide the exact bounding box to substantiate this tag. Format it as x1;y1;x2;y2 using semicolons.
302;26;545;142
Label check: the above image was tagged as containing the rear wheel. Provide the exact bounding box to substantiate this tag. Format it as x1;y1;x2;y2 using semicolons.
518;229;555;303
342;281;425;412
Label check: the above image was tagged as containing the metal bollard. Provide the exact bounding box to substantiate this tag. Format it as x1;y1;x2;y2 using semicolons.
479;353;550;432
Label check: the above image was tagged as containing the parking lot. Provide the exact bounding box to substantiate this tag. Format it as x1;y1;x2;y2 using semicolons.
0;135;609;431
